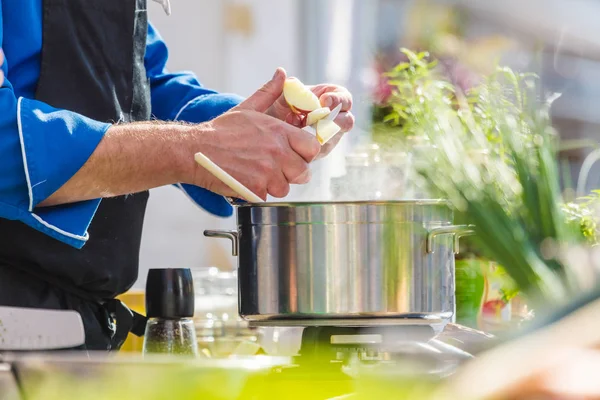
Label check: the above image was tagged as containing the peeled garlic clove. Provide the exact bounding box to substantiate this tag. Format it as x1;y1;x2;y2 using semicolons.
316;119;341;145
306;107;331;126
283;78;321;114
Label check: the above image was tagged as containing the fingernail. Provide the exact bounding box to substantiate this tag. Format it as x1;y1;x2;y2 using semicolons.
324;97;333;107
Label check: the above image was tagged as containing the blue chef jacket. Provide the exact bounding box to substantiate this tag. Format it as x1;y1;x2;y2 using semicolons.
0;1;243;249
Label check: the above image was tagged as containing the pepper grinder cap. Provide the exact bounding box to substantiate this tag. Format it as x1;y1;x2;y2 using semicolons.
145;268;195;318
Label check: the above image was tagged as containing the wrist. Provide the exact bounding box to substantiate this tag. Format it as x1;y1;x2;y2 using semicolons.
171;122;214;185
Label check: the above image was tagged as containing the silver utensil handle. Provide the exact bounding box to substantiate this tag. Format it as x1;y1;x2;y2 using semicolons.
204;230;239;257
426;225;476;254
151;0;171;15
226;197;248;206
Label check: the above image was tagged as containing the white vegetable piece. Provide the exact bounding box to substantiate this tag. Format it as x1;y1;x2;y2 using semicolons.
283;78;321;114
306;107;331;126
316;119;341;145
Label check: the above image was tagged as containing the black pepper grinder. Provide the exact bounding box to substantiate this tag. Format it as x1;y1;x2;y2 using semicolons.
142;268;198;356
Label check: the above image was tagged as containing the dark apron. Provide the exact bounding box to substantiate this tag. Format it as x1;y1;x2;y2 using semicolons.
0;0;151;351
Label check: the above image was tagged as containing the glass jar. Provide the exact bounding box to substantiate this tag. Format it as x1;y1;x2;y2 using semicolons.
142;268;199;357
143;318;198;356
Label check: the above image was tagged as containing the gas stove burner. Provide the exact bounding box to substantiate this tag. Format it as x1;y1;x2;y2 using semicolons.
247;314;447;328
297;325;439;363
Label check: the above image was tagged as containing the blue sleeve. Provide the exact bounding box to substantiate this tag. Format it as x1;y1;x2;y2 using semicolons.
0;70;109;249
145;22;244;218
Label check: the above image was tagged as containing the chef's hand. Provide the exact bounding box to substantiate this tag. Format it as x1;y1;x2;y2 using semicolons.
267;70;354;159
189;68;321;200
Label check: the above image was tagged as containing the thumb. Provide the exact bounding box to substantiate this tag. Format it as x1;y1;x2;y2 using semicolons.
236;68;287;113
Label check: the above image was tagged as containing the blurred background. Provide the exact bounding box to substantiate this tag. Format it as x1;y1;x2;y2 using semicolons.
137;0;600;289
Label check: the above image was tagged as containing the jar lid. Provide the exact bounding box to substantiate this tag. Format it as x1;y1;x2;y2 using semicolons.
145;268;195;318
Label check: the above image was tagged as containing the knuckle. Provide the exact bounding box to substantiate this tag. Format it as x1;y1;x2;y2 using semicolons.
249;179;267;195
258;85;272;96
270;181;290;198
256;159;274;175
266;119;285;134
267;142;285;159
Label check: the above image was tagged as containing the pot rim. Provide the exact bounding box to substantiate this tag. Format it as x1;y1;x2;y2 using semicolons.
236;199;449;208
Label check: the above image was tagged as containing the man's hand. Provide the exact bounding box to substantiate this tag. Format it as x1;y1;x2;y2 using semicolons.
267;70;354;159
184;68;321;200
42;69;323;206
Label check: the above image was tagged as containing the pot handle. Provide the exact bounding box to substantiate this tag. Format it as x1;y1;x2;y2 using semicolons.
204;230;239;257
426;225;475;254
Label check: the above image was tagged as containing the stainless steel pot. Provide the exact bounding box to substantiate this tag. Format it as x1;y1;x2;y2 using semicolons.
205;201;473;326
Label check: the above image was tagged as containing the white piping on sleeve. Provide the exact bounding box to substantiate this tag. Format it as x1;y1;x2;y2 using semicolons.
17;97;89;243
31;214;90;241
173;97;198;121
16;97;34;212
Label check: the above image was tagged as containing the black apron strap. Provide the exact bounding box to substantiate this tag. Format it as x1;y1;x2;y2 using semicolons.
104;300;148;349
2;259;147;349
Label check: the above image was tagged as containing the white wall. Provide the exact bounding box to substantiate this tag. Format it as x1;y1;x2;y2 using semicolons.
221;0;302;96
148;0;226;90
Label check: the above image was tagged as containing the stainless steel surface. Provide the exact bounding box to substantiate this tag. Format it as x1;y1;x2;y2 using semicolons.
248;317;445;328
204;230;239;257
0;307;85;350
426;225;476;254
205;201;468;325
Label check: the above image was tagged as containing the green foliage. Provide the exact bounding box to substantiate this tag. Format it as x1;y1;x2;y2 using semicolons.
490;265;521;303
378;49;453;139
562;190;600;245
376;49;599;308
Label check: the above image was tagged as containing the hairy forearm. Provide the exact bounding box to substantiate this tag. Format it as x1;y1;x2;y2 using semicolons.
40;121;202;207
